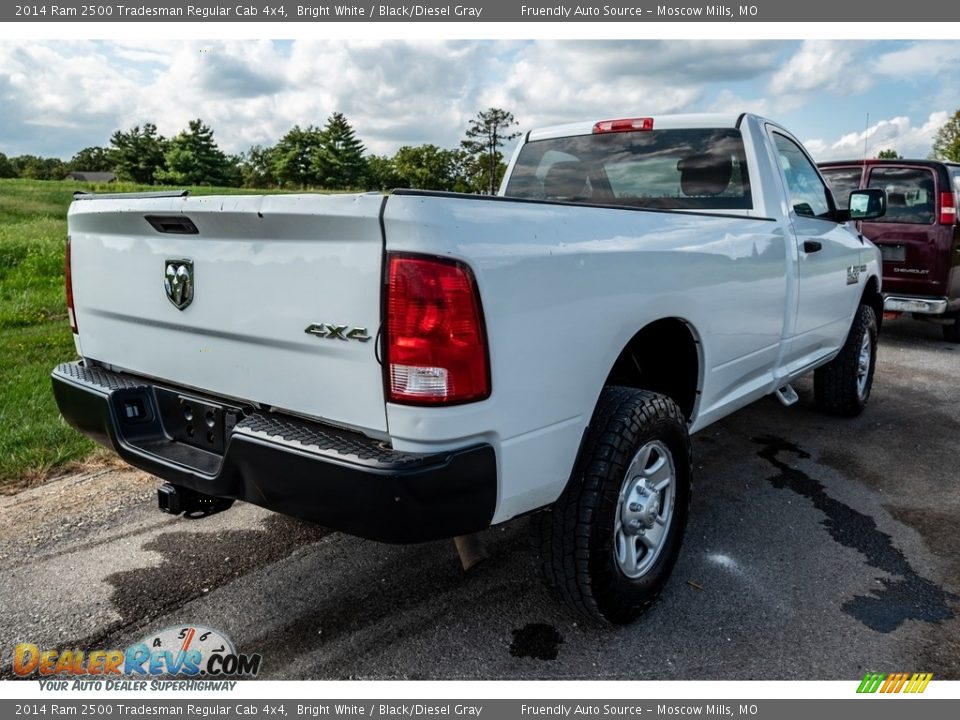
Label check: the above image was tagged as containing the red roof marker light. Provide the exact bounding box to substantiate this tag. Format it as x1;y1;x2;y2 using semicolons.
593;117;654;134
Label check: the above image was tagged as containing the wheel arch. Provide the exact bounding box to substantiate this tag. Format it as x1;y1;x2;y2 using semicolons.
603;317;703;422
861;274;883;329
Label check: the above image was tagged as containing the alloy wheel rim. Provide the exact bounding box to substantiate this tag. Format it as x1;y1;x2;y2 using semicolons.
614;439;676;579
856;332;872;400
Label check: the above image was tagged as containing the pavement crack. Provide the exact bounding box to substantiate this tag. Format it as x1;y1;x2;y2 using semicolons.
752;434;957;633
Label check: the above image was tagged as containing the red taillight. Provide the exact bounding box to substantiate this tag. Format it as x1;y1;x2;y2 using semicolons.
593;117;654;134
939;191;957;225
385;254;490;405
65;235;77;334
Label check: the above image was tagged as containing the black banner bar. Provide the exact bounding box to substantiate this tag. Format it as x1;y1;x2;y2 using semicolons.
4;0;959;23
1;699;959;719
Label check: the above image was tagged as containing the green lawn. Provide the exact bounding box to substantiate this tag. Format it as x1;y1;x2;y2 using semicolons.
0;178;255;488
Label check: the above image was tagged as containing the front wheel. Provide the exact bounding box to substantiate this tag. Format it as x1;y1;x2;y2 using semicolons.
814;303;878;417
942;314;960;343
532;387;691;625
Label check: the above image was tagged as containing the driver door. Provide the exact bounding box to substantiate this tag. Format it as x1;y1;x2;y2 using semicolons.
769;130;863;373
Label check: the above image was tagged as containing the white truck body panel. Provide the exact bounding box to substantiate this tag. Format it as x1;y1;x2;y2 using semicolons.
381;195;795;521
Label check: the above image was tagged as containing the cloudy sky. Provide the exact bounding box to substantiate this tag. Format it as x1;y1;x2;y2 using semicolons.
1;39;958;162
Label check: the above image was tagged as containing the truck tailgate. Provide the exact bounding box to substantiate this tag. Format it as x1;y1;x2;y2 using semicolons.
67;192;388;434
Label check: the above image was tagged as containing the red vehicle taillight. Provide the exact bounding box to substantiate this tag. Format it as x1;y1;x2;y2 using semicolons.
939;191;957;225
385;254;490;405
65;235;77;334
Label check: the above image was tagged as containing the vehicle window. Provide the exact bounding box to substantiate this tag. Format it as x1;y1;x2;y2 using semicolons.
771;133;832;219
951;168;960;194
867;167;935;224
503;128;752;210
820;167;863;209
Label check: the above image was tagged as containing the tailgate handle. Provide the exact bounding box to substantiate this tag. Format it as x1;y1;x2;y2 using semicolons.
803;240;822;253
145;215;199;235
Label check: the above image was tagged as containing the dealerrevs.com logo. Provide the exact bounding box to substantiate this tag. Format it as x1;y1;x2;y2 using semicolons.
14;625;261;690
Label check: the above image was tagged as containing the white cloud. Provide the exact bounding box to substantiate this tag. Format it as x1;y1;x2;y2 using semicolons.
769;40;872;102
707;90;772;117
874;42;960;77
805;112;948;161
1;39;953;167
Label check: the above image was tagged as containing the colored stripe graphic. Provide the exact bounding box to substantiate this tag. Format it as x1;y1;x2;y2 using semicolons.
911;673;933;693
857;672;885;693
857;672;932;694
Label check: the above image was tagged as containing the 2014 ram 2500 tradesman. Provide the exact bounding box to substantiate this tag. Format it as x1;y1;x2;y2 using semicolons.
53;113;886;623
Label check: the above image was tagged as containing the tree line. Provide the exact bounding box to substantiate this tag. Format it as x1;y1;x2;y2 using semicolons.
4;108;957;188
0;108;521;193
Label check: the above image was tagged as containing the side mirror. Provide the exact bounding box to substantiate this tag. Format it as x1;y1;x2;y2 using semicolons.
840;188;886;222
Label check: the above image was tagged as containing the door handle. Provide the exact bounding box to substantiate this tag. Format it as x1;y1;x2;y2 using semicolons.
803;241;822;253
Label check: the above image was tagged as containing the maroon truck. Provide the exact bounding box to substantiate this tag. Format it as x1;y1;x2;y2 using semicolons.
820;159;960;342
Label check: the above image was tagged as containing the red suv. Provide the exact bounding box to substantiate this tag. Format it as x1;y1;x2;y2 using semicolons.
820;159;960;342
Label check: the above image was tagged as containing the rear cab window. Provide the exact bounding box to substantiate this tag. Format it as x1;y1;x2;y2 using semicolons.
503;128;752;211
867;166;936;224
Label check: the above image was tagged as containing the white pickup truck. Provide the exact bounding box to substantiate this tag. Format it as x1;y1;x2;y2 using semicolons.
54;113;886;624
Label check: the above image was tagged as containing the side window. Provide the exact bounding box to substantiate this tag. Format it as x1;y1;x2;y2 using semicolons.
867;167;935;224
820;167;863;209
772;133;832;219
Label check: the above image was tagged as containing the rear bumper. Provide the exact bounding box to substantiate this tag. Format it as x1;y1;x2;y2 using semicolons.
883;295;949;315
51;361;497;543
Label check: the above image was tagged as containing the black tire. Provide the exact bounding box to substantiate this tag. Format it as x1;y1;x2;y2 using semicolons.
942;314;960;343
532;386;691;625
814;303;878;417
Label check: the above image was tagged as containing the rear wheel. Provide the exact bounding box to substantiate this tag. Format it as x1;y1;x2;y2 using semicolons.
814;303;878;417
532;386;691;624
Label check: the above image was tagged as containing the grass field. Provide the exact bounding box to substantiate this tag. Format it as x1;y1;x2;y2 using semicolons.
0;178;253;489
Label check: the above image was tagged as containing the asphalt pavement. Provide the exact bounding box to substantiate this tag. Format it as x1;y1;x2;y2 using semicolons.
1;316;957;680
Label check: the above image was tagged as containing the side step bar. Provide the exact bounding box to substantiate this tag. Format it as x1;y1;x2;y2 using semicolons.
774;384;799;407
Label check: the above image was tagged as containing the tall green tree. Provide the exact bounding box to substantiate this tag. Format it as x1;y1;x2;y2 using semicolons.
270;125;323;188
223;155;245;188
11;155;67;180
110;123;167;184
932;109;960;162
461;108;521;194
237;144;275;188
70;146;115;172
156;119;233;186
313;112;366;189
391;144;473;191
365;153;403;191
0;152;16;178
876;149;901;159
